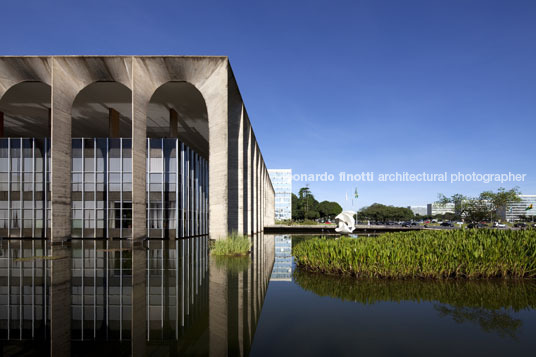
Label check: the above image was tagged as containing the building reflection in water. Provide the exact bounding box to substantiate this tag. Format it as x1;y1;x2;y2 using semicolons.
0;234;275;356
270;235;292;282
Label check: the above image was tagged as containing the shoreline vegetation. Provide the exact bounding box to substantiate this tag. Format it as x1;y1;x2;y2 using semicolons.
211;233;251;256
292;230;536;279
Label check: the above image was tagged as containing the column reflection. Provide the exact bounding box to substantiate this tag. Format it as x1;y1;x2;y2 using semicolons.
0;234;275;356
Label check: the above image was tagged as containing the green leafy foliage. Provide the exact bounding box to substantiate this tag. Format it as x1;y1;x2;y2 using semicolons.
292;186;342;221
292;230;536;279
437;187;521;222
358;203;414;222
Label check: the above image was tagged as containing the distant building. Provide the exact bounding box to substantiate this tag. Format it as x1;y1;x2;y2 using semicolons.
427;202;455;216
268;169;292;221
504;195;536;222
408;205;427;216
270;235;292;281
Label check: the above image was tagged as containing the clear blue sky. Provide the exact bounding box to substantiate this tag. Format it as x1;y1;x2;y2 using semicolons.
2;0;535;210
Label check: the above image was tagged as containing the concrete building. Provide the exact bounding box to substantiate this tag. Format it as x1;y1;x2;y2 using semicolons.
268;169;292;221
0;56;275;241
427;202;455;216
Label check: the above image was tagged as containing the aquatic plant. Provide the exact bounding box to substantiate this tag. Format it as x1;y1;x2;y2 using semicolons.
211;232;252;256
292;229;536;279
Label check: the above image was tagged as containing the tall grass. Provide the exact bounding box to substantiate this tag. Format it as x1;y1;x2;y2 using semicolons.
211;233;251;256
292;229;536;279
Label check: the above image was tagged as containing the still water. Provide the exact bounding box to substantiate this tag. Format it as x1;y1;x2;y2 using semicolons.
1;234;536;356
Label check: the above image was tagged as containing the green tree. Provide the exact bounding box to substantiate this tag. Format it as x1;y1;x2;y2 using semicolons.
291;193;302;220
318;201;343;220
480;187;521;222
437;187;521;223
293;186;320;221
359;203;414;222
291;186;342;222
437;193;470;219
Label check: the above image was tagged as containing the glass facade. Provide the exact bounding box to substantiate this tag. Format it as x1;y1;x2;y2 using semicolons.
146;139;208;239
0;137;208;239
0;138;51;238
268;169;292;221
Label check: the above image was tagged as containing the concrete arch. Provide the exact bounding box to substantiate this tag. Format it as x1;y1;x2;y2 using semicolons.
51;57;133;241
131;57;228;239
0;57;51;99
0;81;51;138
146;81;210;239
147;81;209;157
71;81;133;137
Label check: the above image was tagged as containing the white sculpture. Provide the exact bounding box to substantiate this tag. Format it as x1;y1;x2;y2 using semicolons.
334;211;356;234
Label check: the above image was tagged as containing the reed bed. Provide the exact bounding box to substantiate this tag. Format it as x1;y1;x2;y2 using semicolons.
292;230;536;279
211;233;251;256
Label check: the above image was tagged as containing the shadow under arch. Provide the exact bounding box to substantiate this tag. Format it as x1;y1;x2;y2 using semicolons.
147;81;209;159
146;81;209;240
0;81;52;238
71;81;132;138
0;81;51;138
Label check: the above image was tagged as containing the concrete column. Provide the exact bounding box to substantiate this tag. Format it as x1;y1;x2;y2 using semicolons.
207;64;230;240
257;149;261;233
237;270;244;356
209;256;228;356
251;143;257;234
108;108;120;138
169;108;178;138
50;245;71;356
51;58;73;243
236;106;244;234
131;245;147;356
246;127;252;235
261;168;265;231
263;168;266;230
226;75;243;235
260;159;263;232
259;167;262;233
131;59;149;240
0;111;3;137
265;180;275;226
242;121;250;235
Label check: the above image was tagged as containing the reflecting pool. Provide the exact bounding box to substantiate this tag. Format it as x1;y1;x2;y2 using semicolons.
251;235;536;357
1;234;536;356
0;234;274;356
